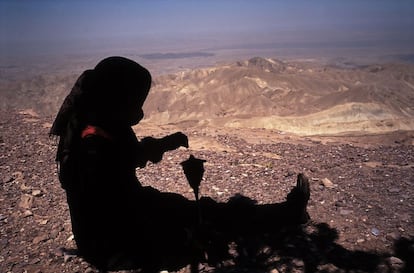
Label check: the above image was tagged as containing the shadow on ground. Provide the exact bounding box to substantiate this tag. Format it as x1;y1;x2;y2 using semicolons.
68;181;413;273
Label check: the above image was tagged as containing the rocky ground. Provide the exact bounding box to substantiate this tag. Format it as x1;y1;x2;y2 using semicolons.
1;110;413;273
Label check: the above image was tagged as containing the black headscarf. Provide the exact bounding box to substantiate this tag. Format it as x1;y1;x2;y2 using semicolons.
50;56;152;137
50;56;152;166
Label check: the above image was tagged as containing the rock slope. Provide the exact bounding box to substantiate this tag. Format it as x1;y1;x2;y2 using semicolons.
1;110;413;272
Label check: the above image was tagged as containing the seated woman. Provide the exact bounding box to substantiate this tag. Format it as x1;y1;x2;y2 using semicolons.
50;56;310;272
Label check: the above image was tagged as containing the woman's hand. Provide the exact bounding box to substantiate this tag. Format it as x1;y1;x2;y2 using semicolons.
164;132;189;150
141;132;188;164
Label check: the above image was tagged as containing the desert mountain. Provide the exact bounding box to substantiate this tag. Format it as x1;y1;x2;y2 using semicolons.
1;57;414;136
143;57;414;135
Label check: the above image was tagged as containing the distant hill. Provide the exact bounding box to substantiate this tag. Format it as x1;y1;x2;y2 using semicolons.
1;57;414;135
0;72;78;118
143;57;414;135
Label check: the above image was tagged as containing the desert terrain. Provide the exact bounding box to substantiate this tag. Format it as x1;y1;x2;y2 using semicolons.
1;56;413;272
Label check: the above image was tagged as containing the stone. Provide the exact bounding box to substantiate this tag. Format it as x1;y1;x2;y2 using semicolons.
2;175;13;183
64;253;76;263
20;183;31;192
388;256;403;265
32;189;42;197
339;209;353;215
321;178;335;189
387;256;404;270
12;171;24;181
33;234;49;244
317;263;339;272
386;232;400;241
388;187;400;193
50;230;59;239
23;210;33;217
30;258;41;264
84;267;95;273
292;258;304;267
309;167;318;173
19;194;34;209
371;228;380;236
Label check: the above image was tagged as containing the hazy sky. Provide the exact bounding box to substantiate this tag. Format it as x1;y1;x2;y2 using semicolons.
1;0;414;59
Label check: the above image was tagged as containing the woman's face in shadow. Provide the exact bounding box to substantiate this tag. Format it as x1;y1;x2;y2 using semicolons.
91;59;151;128
107;86;147;127
123;107;144;126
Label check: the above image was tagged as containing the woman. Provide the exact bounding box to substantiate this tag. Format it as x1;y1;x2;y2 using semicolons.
50;56;190;270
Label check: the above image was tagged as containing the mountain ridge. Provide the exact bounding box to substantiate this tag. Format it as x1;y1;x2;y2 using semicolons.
142;57;414;135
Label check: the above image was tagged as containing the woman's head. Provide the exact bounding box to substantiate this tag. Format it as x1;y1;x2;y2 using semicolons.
86;56;152;127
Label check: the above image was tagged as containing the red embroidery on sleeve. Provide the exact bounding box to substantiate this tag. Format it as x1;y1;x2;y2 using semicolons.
81;125;113;140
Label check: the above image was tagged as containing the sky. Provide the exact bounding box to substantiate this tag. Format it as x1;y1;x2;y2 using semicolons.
1;0;414;61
